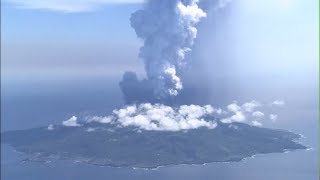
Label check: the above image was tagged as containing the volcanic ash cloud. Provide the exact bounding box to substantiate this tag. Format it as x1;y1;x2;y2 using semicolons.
120;0;206;103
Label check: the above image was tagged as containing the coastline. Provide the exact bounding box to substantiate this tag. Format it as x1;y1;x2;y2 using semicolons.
5;143;308;170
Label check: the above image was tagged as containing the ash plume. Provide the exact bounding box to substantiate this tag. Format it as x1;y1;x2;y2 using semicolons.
120;0;206;103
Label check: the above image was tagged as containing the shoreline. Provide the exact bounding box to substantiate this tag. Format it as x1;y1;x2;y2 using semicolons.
6;144;308;171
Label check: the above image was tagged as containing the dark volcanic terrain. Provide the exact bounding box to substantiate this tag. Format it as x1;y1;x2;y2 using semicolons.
2;122;306;168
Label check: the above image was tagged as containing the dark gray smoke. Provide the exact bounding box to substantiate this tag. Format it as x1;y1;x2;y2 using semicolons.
120;0;232;104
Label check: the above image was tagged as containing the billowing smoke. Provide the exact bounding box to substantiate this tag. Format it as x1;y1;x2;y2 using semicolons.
120;0;206;103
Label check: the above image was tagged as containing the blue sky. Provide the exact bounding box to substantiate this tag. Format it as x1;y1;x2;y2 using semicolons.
1;0;319;83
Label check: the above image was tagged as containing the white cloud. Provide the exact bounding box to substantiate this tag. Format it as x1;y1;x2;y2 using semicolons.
252;121;262;127
4;0;143;13
221;111;246;123
62;116;81;127
270;114;278;123
62;100;284;130
213;100;282;125
233;112;245;122
222;102;247;123
214;108;225;115
86;116;113;124
89;104;218;131
47;124;54;130
242;100;261;112
272;100;285;107
227;102;241;113
252;111;264;118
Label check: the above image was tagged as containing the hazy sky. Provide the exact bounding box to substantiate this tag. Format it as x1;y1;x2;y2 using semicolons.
1;0;319;83
1;0;318;134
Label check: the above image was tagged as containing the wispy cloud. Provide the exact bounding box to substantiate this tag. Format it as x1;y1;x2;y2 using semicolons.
271;100;286;107
4;0;143;13
252;111;264;118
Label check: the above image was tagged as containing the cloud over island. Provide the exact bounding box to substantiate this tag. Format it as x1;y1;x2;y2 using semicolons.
59;100;285;131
